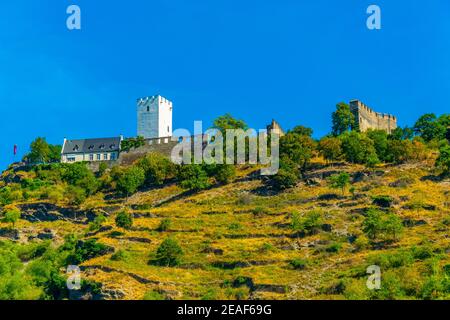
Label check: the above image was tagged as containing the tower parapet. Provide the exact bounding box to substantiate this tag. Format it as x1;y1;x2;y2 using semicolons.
137;95;173;139
350;100;397;134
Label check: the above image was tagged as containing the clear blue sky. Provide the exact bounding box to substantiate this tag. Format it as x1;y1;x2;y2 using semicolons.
1;0;449;170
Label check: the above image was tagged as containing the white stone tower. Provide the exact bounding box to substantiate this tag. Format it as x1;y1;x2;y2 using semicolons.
137;95;173;139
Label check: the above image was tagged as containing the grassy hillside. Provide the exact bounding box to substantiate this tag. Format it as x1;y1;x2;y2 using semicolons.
1;157;449;300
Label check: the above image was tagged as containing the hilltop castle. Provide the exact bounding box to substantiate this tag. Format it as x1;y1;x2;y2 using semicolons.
350;100;397;134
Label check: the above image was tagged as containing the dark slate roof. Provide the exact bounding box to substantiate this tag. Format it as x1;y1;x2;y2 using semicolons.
62;137;121;154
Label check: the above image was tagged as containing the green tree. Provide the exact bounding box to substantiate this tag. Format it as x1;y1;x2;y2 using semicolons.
64;185;86;206
271;156;300;190
386;139;414;164
2;209;21;228
289;125;313;137
280;133;315;170
328;172;351;195
212;113;248;132
291;210;322;235
383;214;404;241
120;136;146;152
318;136;343;164
154;238;184;267
436;144;450;175
340;131;379;164
209;164;236;184
413;113;447;142
116;166;145;196
389;126;414;141
26;137;51;163
332;102;355;136
115;211;133;230
362;209;384;240
366;130;389;161
177;165;211;191
137;153;176;186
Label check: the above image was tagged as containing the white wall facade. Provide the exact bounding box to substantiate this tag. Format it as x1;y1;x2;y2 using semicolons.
137;95;173;139
61;151;119;163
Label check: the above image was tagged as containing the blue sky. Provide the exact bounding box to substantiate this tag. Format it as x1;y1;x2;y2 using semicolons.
0;0;449;170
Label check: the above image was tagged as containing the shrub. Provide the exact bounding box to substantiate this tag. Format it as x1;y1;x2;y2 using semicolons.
115;211;133;230
291;210;322;235
2;209;21;228
154;238;184;267
110;249;129;261
177;165;211;191
66;239;111;264
318;136;342;163
328;172;350;195
137;153;176;186
116;166;145;196
289;258;307;270
211;164;236;184
271;157;300;190
88;214;107;232
372;195;394;208
363;211;404;242
64;185;86;206
325;242;342;253
436;144;450;175
157;218;171;232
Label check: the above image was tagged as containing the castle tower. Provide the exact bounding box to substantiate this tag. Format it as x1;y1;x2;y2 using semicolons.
137;95;173;139
349;100;397;134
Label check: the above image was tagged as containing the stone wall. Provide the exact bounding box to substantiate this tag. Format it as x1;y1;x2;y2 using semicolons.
350;100;397;134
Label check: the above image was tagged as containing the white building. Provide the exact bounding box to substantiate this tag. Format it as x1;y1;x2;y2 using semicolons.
137;95;173;139
61;137;122;163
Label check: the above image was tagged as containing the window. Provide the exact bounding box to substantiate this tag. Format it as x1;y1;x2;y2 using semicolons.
67;157;75;162
110;153;116;160
147;106;150;112
97;154;101;160
89;154;94;161
167;126;170;133
104;153;108;160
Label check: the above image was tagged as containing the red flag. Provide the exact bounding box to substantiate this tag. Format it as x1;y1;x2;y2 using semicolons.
13;145;17;156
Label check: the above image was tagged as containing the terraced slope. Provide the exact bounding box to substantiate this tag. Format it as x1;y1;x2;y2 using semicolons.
1;162;449;300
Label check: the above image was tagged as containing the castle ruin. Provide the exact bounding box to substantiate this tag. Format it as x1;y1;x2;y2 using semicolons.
350;100;397;134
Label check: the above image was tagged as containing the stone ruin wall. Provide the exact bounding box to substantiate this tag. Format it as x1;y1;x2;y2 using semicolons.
350;100;397;134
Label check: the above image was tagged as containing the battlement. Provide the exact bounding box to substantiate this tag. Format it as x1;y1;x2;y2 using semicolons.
137;95;172;106
350;100;397;134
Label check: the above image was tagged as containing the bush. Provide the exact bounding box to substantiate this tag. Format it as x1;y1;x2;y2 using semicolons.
88;214;107;232
66;239;112;264
328;172;350;195
291;210;322;235
177;165;211;191
362;209;403;242
157;218;171;232
115;211;133;230
154;238;184;267
2;209;21;228
372;195;394;208
137;153;176;186
289;258;307;270
271;157;300;190
110;249;129;261
64;185;86;206
436;144;450;175
116;166;145;196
